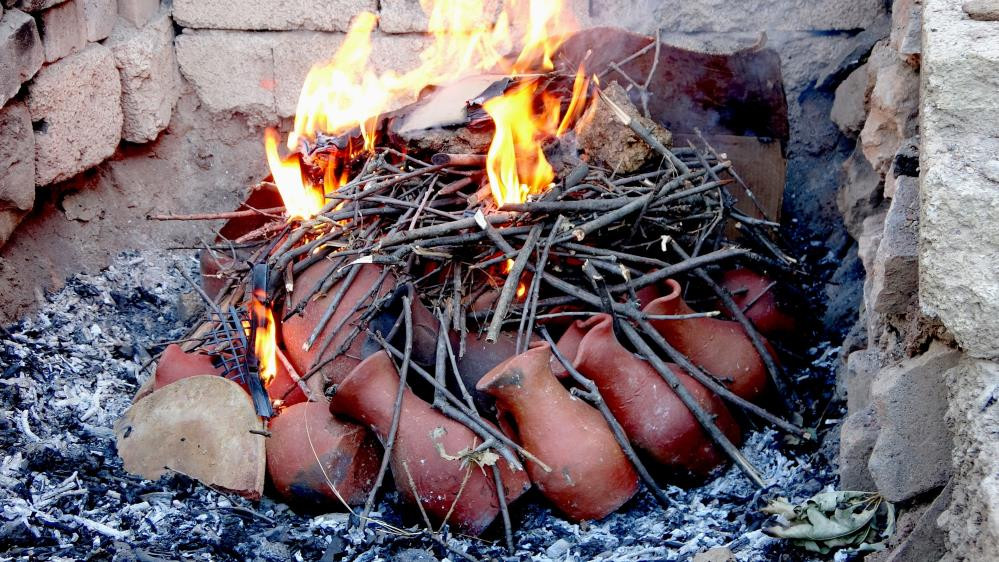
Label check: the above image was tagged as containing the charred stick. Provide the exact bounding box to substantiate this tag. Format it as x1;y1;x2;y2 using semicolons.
360;295;413;525
618;321;767;488
303;264;362;352
377;213;515;249
633;315;810;439
486;224;543;342
518;215;563;354
556;192;652;243
540;327;671;508
607;247;749;293
378;340;550;472
560;242;669;267
668;239;794;411
492;465;515;555
439;176;476;196
431;153;487;167
474;210;517;254
735;222;798;265
147;206;285;221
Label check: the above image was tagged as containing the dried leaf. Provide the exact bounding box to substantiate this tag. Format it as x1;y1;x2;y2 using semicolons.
763;490;895;555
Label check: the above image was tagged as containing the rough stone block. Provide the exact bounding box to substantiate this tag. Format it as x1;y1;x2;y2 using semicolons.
38;0;86;63
891;0;922;66
26;43;122;185
838;145;884;239
831;62;870;137
963;0;999;20
845;348;880;413
868;342;961;502
884;483;951;562
920;0;999;359
0;8;43;106
116;0;156;27
172;0;375;32
860;55;919;175
870;175;919;315
80;0;114;41
839;405;879;491
0;100;34;246
592;0;886;33
12;0;64;12
106;10;180;142
174;29;276;123
378;0;500;33
938;355;999;561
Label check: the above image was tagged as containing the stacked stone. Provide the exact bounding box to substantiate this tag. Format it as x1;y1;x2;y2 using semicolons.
833;0;999;560
0;0;181;246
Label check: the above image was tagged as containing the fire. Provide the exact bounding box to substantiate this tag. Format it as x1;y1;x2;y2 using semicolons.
264;129;325;221
265;0;582;216
251;298;277;386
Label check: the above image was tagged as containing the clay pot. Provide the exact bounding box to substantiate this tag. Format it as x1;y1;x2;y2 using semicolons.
200;183;285;300
476;345;639;521
643;279;770;402
266;401;381;511
454;330;539;417
572;315;741;476
266;348;310;407
282;262;393;396
329;351;531;535
551;315;605;379
717;268;795;335
154;344;224;391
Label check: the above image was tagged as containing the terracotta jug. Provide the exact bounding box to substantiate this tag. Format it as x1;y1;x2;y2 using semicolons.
282;262;393;396
154;344;224;390
572;315;741;477
476;345;639;521
199;183;285;300
455;330;540;417
643;279;770;402
717;268;795;335
266;401;381;511
329;351;531;535
551;315;605;379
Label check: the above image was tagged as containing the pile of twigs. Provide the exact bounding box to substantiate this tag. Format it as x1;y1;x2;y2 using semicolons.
152;80;812;553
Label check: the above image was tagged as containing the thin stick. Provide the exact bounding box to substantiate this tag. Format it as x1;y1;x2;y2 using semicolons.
668;239;793;409
486;224;542;342
147;206;285;221
492;465;515;554
360;295;413;524
540;328;671;507
618;322;767;488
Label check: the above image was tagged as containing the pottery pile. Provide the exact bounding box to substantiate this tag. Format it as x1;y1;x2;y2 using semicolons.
123;258;792;535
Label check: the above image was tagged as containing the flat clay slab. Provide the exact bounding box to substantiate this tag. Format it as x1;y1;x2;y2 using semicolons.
114;375;266;500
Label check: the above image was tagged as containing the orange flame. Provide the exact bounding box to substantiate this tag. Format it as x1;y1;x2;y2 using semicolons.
251;299;277;386
264;128;325;221
483;81;556;206
265;0;581;216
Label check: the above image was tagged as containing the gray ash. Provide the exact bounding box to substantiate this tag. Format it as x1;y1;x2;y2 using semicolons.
0;251;835;561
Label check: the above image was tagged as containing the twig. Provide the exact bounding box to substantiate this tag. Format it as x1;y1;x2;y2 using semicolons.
486;224;542;342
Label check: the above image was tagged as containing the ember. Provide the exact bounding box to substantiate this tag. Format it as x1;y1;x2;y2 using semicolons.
123;0;815;557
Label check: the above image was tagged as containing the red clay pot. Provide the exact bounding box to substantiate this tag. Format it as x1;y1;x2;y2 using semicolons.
154;344;224;391
329;351;531;535
643;279;770;402
199;183;285;300
550;315;605;379
717;268;795;335
455;330;539;417
476;344;639;521
572;315;741;477
282;262;393;396
266;401;381;511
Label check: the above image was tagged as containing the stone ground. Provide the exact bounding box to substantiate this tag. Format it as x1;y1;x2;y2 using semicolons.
0;250;846;561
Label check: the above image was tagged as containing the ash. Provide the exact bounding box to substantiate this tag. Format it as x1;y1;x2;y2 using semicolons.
0;251;836;561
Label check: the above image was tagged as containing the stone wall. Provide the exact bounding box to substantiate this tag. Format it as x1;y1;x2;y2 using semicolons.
832;0;999;560
0;0;180;244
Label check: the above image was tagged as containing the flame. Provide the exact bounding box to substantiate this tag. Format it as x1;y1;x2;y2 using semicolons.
264;128;325;221
483;81;556;206
263;0;579;216
251;299;277;386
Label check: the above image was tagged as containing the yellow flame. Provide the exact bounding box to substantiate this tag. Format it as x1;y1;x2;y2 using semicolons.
267;0;581;216
264;128;325;220
251;299;277;386
483;81;556;207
